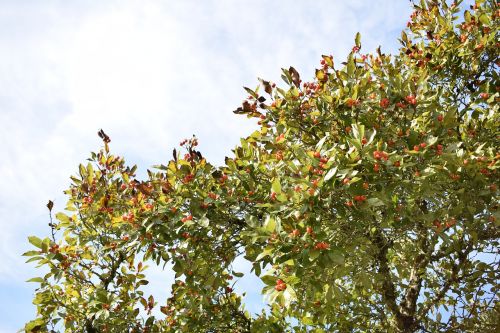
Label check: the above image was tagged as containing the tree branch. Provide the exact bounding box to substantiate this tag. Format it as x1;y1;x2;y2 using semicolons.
420;243;473;318
371;230;407;330
399;216;437;331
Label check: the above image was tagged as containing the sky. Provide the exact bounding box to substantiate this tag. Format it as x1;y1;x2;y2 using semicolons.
0;0;418;331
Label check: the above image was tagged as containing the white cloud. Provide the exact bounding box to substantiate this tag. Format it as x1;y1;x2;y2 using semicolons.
0;0;413;329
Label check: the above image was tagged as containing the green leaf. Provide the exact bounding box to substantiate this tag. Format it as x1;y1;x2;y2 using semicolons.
283;286;297;307
277;193;288;202
256;248;273;261
145;316;155;326
232;271;244;278
78;164;86;178
26;277;45;283
243;86;258;99
28;236;42;249
355;32;361;47
253;263;261;276
22;250;40;257
352;123;365;140
261;275;276;286
324;167;338;181
443;107;457;127
464;10;472;22
401;31;408;44
302;315;314;325
55;212;70;225
271;178;282;194
366;129;377;145
367;197;385;207
25;256;43;263
347;55;355;76
199;216;209;227
478;13;490;25
281;68;292;85
322;55;333;67
264;216;276;233
41;238;50;253
328;251;345;266
315;135;328;151
24;318;46;332
136;280;149;287
347;138;362;152
316;69;325;81
309;250;320;261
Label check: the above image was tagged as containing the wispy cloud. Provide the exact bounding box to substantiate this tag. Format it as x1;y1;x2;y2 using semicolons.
0;0;412;329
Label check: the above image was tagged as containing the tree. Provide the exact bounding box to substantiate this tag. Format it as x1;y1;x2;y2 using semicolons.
24;1;499;332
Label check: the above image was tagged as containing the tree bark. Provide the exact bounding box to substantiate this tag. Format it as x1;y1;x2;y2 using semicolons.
371;230;413;332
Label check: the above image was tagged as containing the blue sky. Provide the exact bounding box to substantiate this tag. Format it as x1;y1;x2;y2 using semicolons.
0;0;420;331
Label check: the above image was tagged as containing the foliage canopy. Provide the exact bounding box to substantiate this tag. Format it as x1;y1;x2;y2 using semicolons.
25;1;499;332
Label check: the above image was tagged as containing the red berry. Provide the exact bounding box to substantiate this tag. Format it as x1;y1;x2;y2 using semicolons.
314;242;330;250
405;95;417;105
354;195;367;202
275;279;287;291
346;98;359;107
380;98;390;108
276;133;285;143
276;151;284;160
373;151;388;161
